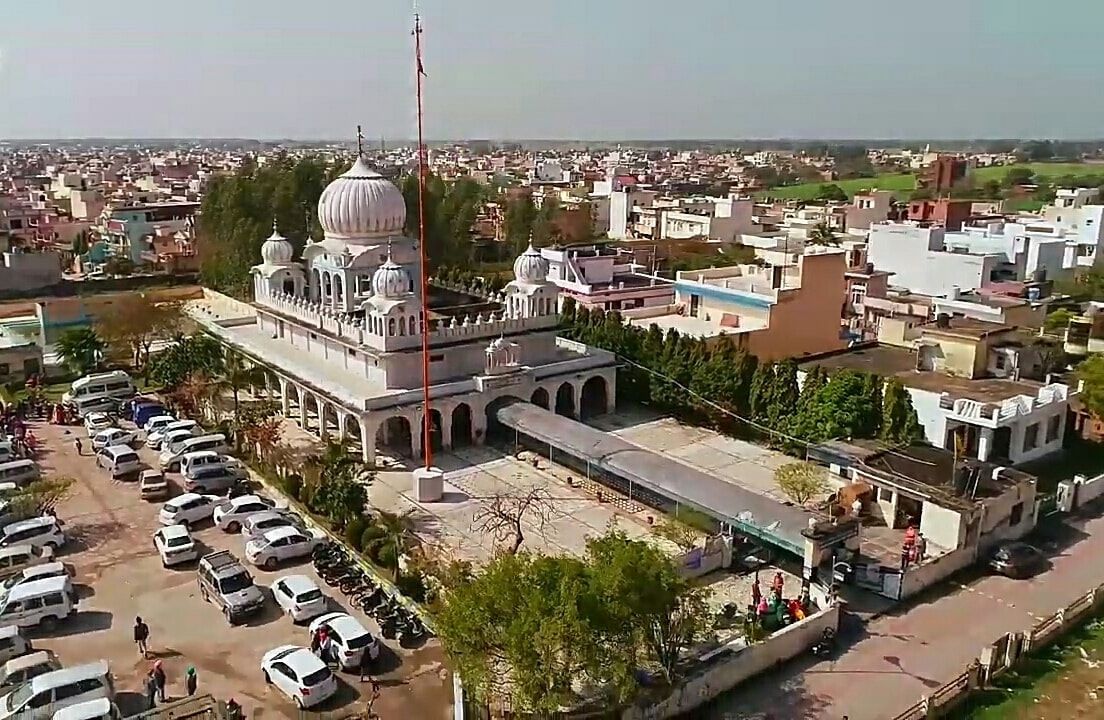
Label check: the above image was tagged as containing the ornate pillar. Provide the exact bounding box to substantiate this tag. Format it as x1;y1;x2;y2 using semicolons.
411;412;424;460
605;372;617;414
335;410;347;442
316;395;329;440
439;406;454;451
359;418;376;465
572;382;583;419
278;378;290;418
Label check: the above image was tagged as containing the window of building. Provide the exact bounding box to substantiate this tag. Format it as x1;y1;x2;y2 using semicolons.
430;354;444;363
1046;414;1061;443
1009;502;1024;526
0;364;8;377
877;486;895;504
994;354;1006;371
1023;423;1039;452
309;332;317;340
347;349;356;357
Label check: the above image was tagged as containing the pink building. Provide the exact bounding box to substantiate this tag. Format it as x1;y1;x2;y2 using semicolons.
540;243;673;311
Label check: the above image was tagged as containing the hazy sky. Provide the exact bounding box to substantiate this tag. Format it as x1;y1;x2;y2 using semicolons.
1;0;1102;140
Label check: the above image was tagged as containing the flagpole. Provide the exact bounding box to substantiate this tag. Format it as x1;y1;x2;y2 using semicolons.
414;11;433;470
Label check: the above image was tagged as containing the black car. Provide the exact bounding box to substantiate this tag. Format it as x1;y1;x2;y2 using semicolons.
987;542;1046;579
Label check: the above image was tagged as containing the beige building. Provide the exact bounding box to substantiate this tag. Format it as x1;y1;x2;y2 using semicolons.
623;246;848;361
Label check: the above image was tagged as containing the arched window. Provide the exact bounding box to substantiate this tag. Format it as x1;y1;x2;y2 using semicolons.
398;315;406;335
334;275;344;306
388;318;396;336
409;316;417;335
282;278;295;295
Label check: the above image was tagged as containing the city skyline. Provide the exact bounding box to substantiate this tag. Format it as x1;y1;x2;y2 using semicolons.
1;0;1102;140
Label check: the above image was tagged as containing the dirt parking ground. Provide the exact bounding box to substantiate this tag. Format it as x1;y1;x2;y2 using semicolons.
27;418;452;720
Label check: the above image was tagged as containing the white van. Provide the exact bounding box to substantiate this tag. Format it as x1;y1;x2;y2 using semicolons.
95;446;141;479
61;371;135;405
51;699;120;720
71;397;118;420
160;434;229;472
0;576;75;630
181;451;237;479
0;661;113;720
0;461;38;488
147;421;200;451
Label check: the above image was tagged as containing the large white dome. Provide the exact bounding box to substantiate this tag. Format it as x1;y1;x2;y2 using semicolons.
317;156;406;243
371;255;412;299
513;243;549;284
260;225;293;264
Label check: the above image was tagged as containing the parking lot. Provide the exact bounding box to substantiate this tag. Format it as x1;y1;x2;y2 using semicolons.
27;418;453;719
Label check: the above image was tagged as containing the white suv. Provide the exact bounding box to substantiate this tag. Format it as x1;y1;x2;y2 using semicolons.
0;519;65;552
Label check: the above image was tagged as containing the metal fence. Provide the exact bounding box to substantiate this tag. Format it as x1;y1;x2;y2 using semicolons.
892;581;1104;719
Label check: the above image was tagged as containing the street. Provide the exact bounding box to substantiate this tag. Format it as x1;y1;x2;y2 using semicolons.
705;512;1104;719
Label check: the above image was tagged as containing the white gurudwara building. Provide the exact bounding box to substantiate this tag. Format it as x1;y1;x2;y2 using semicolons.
189;154;618;465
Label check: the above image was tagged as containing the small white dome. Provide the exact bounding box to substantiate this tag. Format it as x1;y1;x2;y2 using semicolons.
260;226;293;264
513;243;549;284
317;156;406;243
371;255;412;299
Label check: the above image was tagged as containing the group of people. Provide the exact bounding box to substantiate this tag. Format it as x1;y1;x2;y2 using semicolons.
749;571;812;632
899;524;928;571
0;405;37;459
135;616;199;709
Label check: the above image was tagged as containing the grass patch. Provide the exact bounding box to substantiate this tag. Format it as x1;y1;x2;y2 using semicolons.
948;616;1104;719
754;162;1104;202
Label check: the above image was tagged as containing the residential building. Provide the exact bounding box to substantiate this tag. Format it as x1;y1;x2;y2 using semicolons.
918;156;967;193
1064;302;1104;357
0;340;43;383
866;221;1069;298
1026;187;1104;267
623;246;847;361
540;243;673;312
96;201;199;265
844;190;895;230
800;322;1076;466
907;198;973;230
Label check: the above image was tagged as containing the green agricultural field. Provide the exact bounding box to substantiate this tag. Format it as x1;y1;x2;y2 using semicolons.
970;162;1104;182
756;173;916;201
756;162;1104;202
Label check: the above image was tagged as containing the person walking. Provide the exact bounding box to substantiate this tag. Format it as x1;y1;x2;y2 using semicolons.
134;617;150;658
751;575;762;609
900;542;911;572
152;660;167;702
916;533;928;564
73;437;83;456
185;666;198;697
145;671;158;710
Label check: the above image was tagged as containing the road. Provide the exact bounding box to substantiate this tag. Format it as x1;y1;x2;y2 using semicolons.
705;513;1104;720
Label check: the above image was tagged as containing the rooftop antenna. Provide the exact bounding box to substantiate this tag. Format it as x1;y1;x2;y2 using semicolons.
356;124;365;157
413;5;433;470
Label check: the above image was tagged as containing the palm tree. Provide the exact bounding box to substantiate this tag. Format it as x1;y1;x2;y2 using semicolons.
214;352;265;420
55;328;104;375
362;510;419;580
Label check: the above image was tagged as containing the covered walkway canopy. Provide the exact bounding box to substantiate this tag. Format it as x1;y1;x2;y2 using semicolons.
493;401;815;555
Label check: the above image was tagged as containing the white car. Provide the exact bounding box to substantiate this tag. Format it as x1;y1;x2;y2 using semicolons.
271;575;328;622
213;495;277;533
241;511;306;542
245;526;323;570
0;518;65;551
143;415;177;436
157;493;220;528
147;421;199;451
91;428;136;452
308;612;380;669
260;645;337;709
82;413;114;436
153;525;199;567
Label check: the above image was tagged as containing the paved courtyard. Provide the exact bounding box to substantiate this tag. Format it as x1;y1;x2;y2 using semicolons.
591;409;800;506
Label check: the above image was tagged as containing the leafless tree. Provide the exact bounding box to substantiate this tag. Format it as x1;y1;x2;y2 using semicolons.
473;486;559;555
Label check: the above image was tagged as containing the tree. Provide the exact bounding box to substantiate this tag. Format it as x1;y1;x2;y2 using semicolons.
1032;340;1068;378
504;194;538;255
472;486;558;555
808;221;837;245
775;462;829;505
8;477;74;520
305;440;373;528
768;360;799;431
1002;166;1036;188
749;362;775;422
1079;355;1104;420
96;295;183;370
148;335;225;389
789;370;881;442
880;379;924;445
168;372;216;420
1043;307;1075;334
214;351;265;425
815;184;848;202
55;327;104;375
236;401;283;461
585;531;710;686
362;509;418;579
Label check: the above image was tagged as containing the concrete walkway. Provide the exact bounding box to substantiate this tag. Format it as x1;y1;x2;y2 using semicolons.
704;512;1104;719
